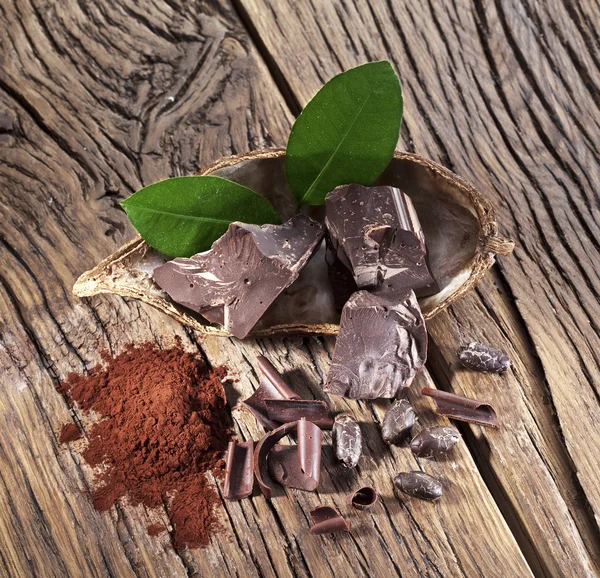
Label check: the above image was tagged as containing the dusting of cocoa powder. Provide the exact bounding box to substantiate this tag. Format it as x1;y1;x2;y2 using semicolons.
59;422;82;443
58;341;232;549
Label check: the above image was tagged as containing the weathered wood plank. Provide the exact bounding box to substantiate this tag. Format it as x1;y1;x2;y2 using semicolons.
0;0;290;576
0;0;590;577
235;0;600;575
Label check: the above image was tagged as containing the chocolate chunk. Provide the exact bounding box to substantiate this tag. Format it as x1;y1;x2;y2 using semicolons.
309;506;350;534
325;184;437;297
348;487;378;510
458;342;510;373
240;356;300;429
410;426;461;459
223;440;254;500
325;234;358;310
394;472;443;501
153;214;324;339
422;387;500;428
332;414;362;468
381;399;415;445
325;290;427;399
254;419;321;498
264;399;334;429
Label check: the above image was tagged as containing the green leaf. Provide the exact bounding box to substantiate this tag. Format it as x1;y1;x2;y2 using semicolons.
286;61;403;206
121;176;280;257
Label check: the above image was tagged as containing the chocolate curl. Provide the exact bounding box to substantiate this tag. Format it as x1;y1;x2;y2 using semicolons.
348;486;378;510
309;506;350;535
240;356;300;429
254;419;322;498
223;440;254;500
421;387;500;428
264;399;334;429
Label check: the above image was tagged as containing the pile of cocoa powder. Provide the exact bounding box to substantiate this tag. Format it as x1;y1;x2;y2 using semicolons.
58;340;232;548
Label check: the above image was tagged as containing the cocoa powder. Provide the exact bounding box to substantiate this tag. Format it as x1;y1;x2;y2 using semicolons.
59;422;82;443
58;341;232;549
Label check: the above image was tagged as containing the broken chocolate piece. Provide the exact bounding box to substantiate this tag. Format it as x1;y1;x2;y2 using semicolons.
458;342;510;373
325;184;437;296
254;419;321;498
348;487;378;510
223;440;254;500
381;399;415;445
153;214;324;339
264;399;334;429
240;355;300;429
394;472;443;501
332;414;362;468
422;387;500;428
325;290;427;399
309;506;350;534
410;426;461;459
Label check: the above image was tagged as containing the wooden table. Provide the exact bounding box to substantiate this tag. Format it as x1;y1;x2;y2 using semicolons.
1;1;599;576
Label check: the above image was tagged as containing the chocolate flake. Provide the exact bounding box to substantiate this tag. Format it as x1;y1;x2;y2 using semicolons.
254;419;321;498
458;342;511;373
332;414;362;468
264;399;334;429
223;440;254;500
240;355;300;429
325;290;427;399
394;472;443;501
381;399;415;445
410;426;460;459
153;215;324;339
325;184;437;297
348;487;378;510
422;387;500;428
309;506;350;535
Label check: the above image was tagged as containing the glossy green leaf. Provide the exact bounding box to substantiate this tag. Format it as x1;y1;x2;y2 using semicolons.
121;176;280;257
286;61;403;206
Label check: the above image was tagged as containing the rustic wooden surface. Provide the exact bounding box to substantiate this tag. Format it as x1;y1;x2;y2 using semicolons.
0;1;598;577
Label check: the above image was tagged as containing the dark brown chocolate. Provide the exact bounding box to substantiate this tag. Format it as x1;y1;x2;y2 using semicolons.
309;506;350;534
394;472;443;501
458;342;511;373
348;487;378;510
264;399;334;429
253;419;321;498
153;214;324;339
325;290;427;399
325;184;437;297
381;399;415;445
410;426;461;459
240;356;300;430
422;387;500;428
223;440;254;500
332;414;362;468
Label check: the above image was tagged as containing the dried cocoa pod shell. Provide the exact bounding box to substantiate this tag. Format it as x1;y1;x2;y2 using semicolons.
458;342;511;373
73;149;514;337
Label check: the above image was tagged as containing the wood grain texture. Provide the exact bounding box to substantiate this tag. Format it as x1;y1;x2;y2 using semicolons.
0;0;596;577
233;0;600;575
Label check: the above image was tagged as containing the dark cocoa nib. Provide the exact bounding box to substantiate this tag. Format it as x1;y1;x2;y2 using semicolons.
332;414;362;468
458;342;510;373
381;399;415;445
410;426;460;458
394;471;443;501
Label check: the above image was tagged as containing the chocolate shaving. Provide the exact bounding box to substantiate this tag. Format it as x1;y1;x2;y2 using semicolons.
223;440;254;500
348;487;378;510
253;419;321;498
264;399;334;429
309;506;350;535
240;356;300;429
422;387;500;428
